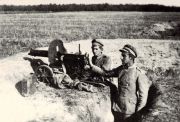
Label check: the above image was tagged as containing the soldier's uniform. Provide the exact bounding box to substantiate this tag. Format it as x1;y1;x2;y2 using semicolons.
90;39;112;82
91;54;111;82
90;44;152;122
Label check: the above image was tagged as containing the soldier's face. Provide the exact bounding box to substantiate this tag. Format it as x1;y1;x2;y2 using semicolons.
121;52;131;65
92;46;102;57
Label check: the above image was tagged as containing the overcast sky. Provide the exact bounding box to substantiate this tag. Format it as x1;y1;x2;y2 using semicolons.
0;0;180;7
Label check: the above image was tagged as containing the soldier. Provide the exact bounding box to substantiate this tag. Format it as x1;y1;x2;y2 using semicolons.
86;44;152;122
84;39;112;83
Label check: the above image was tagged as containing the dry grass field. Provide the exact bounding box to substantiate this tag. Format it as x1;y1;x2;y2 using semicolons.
0;12;180;122
0;12;180;58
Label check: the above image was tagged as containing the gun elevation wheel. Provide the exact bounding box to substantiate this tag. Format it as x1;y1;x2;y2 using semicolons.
35;65;54;85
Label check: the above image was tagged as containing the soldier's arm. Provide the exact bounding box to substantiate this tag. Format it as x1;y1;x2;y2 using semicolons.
90;64;119;77
87;54;119;77
136;72;151;111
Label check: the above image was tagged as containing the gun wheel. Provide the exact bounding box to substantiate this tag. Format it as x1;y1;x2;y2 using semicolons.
35;65;54;85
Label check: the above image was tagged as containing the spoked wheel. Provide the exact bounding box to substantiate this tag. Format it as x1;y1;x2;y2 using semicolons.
35;65;54;85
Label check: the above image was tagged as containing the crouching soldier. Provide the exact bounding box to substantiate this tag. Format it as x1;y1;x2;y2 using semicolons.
86;44;152;122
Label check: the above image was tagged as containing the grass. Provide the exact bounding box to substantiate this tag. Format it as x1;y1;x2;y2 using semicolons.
0;12;180;58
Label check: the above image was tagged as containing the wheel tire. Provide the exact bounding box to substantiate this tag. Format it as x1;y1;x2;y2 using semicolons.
35;65;54;85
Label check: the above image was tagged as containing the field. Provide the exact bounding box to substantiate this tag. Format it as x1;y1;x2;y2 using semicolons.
0;12;180;122
0;12;180;58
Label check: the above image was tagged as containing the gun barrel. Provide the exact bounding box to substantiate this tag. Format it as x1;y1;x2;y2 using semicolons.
28;49;48;57
28;49;85;60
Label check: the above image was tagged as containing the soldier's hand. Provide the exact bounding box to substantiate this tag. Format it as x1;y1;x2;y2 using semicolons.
60;55;64;61
85;53;93;67
84;53;91;70
85;52;89;58
84;65;90;70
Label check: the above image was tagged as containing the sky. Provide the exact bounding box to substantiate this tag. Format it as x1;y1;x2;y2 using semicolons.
0;0;180;7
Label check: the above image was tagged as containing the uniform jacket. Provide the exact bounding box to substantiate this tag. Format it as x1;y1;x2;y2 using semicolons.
91;64;151;114
91;54;111;81
92;54;111;71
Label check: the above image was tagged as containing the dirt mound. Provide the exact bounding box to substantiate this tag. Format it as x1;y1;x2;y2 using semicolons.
140;22;180;38
0;40;113;122
153;23;174;31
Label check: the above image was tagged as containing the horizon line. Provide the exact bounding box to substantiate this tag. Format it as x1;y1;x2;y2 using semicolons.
0;3;180;7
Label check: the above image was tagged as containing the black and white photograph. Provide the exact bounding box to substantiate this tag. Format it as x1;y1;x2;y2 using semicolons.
0;0;180;122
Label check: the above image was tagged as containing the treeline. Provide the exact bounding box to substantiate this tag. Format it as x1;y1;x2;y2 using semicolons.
1;3;180;12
